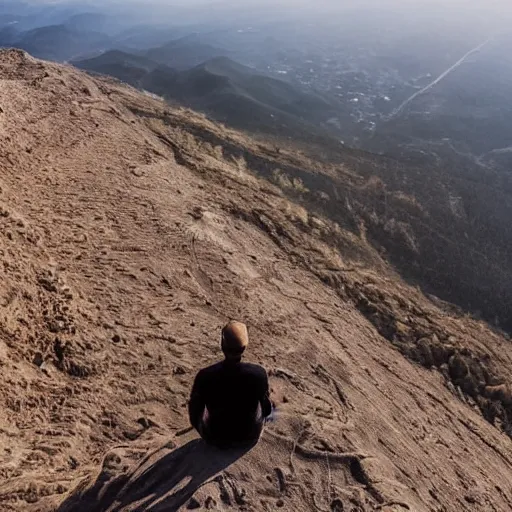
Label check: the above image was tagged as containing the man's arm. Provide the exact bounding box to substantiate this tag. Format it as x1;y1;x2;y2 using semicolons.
188;371;205;431
259;370;273;418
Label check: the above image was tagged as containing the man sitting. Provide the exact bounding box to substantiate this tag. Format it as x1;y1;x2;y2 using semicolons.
188;321;272;448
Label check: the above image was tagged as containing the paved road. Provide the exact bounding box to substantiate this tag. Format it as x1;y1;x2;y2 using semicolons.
387;38;491;120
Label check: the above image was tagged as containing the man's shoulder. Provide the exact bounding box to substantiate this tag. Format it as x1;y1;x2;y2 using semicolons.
197;361;267;380
240;362;268;377
198;361;224;377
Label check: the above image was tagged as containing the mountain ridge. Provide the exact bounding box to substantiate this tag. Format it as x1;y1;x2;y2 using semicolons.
0;23;112;62
145;36;228;70
75;50;343;141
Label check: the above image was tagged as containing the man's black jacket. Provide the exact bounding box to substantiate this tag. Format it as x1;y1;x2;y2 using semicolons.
188;360;272;441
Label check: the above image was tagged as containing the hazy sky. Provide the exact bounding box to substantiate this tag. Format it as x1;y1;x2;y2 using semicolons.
15;0;511;18
110;0;510;9
9;0;512;30
136;0;512;25
21;0;512;9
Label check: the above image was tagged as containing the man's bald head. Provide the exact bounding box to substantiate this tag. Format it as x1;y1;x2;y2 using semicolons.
221;321;249;359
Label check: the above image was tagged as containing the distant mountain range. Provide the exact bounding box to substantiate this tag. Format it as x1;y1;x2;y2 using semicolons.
75;50;345;141
0;20;226;65
0;12;347;141
0;12;348;142
1;24;112;61
145;36;228;70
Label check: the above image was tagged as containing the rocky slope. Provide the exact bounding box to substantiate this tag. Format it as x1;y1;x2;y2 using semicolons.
0;49;511;511
75;49;512;333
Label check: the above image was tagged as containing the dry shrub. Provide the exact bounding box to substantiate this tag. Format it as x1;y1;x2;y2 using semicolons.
284;202;309;226
212;145;224;160
272;169;309;194
362;175;386;193
392;191;426;216
291;177;309;193
384;218;419;253
272;169;292;189
231;155;247;172
314;190;330;202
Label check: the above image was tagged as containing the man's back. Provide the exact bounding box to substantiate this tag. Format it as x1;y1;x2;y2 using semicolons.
188;321;272;447
189;360;272;444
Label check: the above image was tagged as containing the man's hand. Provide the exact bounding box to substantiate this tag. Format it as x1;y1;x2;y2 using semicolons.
265;404;277;423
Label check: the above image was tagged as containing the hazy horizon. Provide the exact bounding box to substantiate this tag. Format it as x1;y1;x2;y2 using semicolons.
2;0;511;35
7;0;512;15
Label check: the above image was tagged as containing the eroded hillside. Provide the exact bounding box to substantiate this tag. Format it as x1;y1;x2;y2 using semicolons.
75;47;512;334
1;49;511;512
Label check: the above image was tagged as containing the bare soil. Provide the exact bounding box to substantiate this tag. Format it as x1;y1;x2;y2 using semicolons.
0;49;511;512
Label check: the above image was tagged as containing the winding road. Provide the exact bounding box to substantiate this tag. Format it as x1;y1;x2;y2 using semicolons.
387;38;492;120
